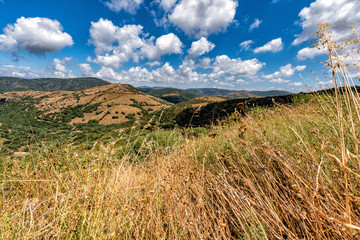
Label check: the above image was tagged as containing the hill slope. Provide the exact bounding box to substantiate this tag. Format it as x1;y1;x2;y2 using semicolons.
0;84;169;125
186;88;292;98
142;87;292;100
0;76;111;92
0;84;169;150
147;88;202;103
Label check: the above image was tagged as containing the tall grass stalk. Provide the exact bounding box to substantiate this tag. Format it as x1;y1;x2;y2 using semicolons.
0;23;360;239
316;22;360;235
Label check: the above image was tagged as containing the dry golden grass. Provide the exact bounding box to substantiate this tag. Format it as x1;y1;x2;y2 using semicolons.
1;96;359;239
1;23;360;239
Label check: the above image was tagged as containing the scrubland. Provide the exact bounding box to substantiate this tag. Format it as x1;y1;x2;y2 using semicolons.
1;23;360;239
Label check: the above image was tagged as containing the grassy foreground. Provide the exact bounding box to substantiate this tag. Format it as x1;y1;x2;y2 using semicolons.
0;94;359;239
1;24;360;239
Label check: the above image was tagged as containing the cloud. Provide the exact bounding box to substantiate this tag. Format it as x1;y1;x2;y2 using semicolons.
198;57;212;69
212;55;265;78
297;47;324;60
155;0;177;12
87;62;195;84
0;64;47;78
0;17;73;55
289;82;303;86
269;78;290;84
79;63;94;76
317;80;334;87
142;33;182;60
147;61;161;67
239;40;254;51
79;55;265;87
53;57;74;78
249;18;262;31
265;64;306;79
293;0;360;45
88;19;182;69
236;79;246;84
253;38;283;53
169;0;238;37
103;0;143;14
188;37;215;58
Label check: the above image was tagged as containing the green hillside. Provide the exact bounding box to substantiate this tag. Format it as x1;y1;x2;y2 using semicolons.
143;87;293;99
249;90;292;97
186;88;233;96
0;77;111;92
147;87;202;103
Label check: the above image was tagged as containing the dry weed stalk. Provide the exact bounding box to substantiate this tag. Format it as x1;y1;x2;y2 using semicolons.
1;22;360;240
315;22;360;236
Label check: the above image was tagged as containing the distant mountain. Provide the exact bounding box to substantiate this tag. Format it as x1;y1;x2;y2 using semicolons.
223;91;256;98
0;77;111;92
140;87;292;100
187;88;292;98
137;86;164;94
248;90;292;97
186;88;233;96
147;88;202;104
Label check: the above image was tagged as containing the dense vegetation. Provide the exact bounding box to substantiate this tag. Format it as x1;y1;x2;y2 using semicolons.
0;77;110;92
147;87;202;103
0;96;140;151
142;87;293;103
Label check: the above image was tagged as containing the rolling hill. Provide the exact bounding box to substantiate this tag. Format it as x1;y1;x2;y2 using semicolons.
187;88;291;98
141;86;292;101
0;76;111;92
0;84;170;150
0;84;169;125
147;88;202;103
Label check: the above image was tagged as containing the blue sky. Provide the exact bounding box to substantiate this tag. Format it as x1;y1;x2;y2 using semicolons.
0;0;359;91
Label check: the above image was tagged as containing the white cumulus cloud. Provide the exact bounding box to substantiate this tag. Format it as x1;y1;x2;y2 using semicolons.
289;82;303;86
104;0;143;14
142;33;182;60
269;78;290;84
79;55;265;87
297;47;324;60
147;61;162;67
293;0;360;45
253;38;283;53
0;17;73;55
53;57;74;78
265;64;306;79
169;0;238;37
198;57;212;69
155;0;178;12
188;37;215;58
79;63;94;76
88;19;183;69
212;55;265;78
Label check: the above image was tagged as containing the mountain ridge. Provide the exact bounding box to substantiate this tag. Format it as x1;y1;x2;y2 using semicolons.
139;86;292;101
0;76;111;92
